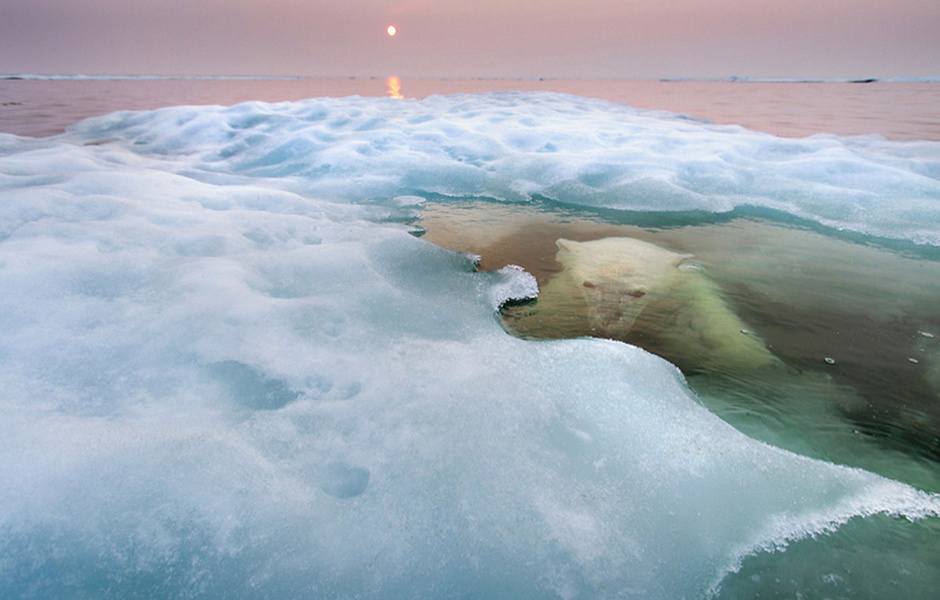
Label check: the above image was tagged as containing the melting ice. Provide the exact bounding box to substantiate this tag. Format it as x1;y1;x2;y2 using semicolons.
1;93;939;598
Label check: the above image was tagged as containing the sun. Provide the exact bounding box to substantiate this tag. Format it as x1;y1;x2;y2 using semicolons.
386;25;397;37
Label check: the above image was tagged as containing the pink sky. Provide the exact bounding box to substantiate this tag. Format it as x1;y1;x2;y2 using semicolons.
1;0;937;78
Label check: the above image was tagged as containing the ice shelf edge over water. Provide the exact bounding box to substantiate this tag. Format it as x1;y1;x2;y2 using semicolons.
0;92;938;598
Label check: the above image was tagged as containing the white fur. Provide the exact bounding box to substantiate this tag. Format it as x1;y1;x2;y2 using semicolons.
550;237;780;372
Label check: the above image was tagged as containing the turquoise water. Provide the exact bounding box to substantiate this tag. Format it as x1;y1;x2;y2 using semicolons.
718;514;940;599
418;199;940;493
418;197;940;596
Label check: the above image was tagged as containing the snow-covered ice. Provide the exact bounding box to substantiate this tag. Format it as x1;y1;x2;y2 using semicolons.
1;93;938;598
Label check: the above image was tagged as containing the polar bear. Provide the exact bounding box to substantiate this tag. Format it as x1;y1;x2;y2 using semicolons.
541;237;780;374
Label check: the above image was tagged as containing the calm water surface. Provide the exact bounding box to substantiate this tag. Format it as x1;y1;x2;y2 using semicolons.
1;77;938;140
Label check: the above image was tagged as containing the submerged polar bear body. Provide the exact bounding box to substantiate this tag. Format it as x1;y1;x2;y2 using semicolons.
551;237;779;373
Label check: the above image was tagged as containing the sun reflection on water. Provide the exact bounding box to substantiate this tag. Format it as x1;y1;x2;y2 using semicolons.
386;75;403;99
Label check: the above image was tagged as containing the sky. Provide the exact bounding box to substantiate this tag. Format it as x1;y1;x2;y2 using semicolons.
1;0;938;79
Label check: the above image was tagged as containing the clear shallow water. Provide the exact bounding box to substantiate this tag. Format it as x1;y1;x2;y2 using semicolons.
417;200;940;492
0;83;938;598
717;514;940;599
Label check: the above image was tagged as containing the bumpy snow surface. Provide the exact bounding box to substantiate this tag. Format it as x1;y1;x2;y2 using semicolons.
1;93;938;598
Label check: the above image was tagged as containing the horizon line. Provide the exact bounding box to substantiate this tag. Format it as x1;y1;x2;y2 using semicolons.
4;74;940;84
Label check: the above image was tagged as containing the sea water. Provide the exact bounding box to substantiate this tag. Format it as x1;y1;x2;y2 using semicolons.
1;78;939;599
418;200;940;492
3;76;939;140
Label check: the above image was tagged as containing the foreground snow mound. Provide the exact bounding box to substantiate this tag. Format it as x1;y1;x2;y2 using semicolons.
0;96;938;599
